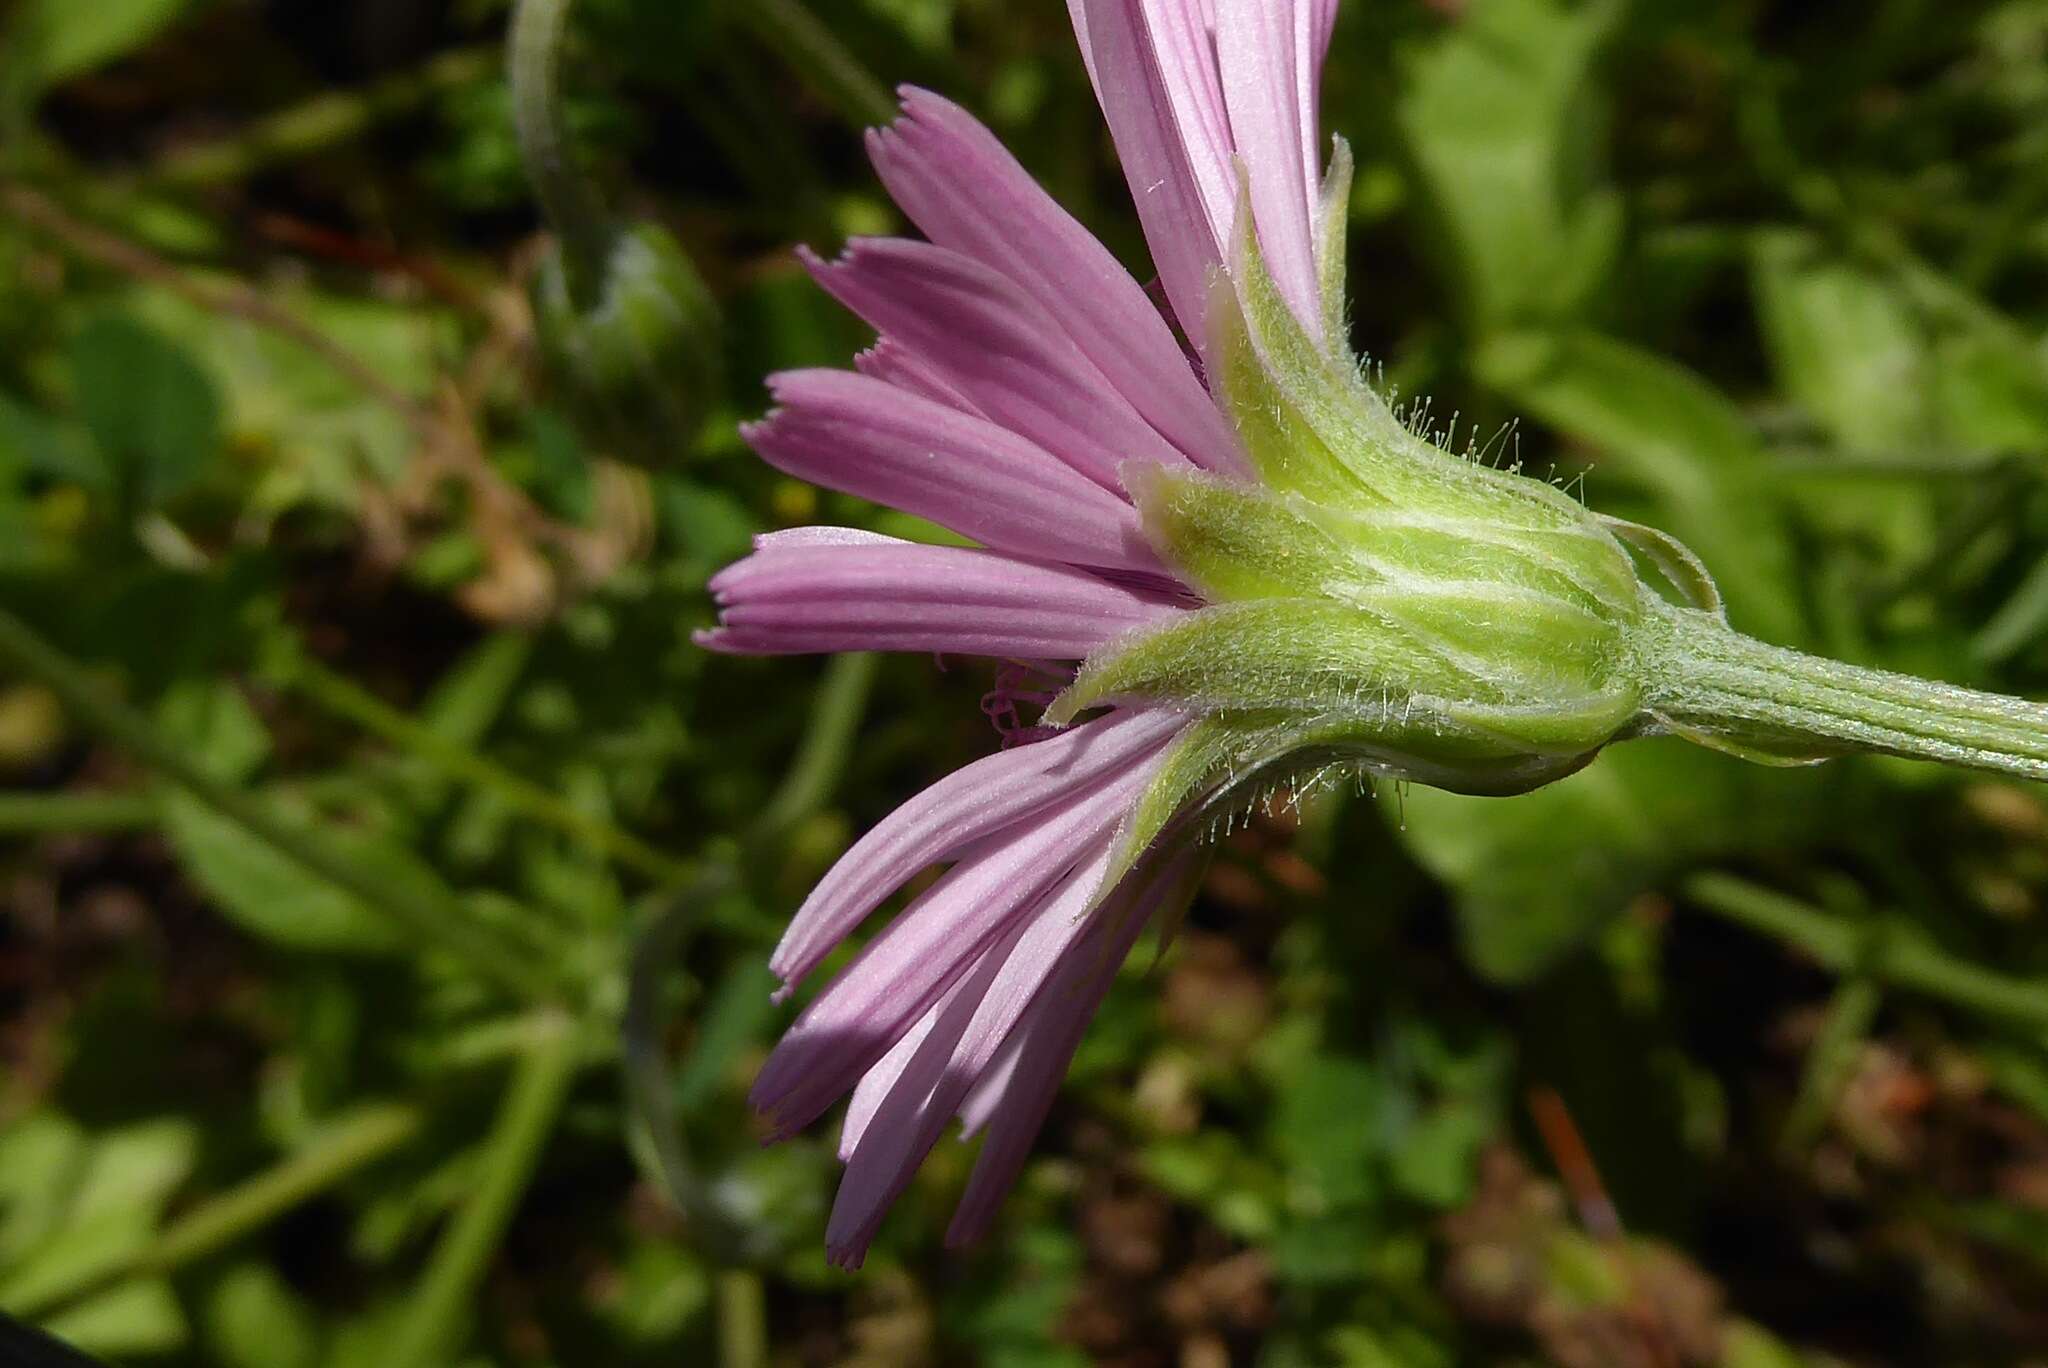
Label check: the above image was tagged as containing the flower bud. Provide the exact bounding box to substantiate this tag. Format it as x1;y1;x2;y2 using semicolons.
533;222;722;470
1048;189;1666;837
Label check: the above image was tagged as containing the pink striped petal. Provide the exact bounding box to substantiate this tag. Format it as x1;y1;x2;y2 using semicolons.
869;89;1245;476
1068;0;1335;341
803;238;1193;490
853;337;987;418
1306;0;1339;197
838;985;948;1163
1216;0;1323;334
769;708;1188;993
747;759;1158;1137
1067;0;1099;86
744;370;1159;572
697;540;1178;659
944;847;1201;1247
748;526;900;551
826;841;1117;1268
1078;0;1231;362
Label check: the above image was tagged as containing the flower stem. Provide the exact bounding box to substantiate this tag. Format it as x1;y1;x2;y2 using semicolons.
731;0;896;132
9;1103;424;1318
1641;600;2048;782
1684;872;2048;1029
151;45;499;189
509;0;614;299
716;1270;768;1368
744;651;877;857
272;641;697;889
386;1012;582;1368
0;790;157;832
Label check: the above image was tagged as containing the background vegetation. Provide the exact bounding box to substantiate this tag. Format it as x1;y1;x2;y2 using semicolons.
3;0;2048;1363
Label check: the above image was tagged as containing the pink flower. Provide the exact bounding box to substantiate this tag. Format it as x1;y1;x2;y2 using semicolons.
698;0;1345;1267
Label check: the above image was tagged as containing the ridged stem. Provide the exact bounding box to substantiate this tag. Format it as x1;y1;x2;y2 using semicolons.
1641;600;2048;783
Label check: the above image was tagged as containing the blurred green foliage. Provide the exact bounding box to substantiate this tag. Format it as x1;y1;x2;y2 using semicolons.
2;0;2048;1363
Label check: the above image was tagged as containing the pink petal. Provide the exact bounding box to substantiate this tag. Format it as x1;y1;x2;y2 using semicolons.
747;757;1160;1137
696;540;1181;658
1077;0;1231;363
803;238;1193;490
826;841;1117;1268
1068;0;1335;341
1216;0;1324;334
1066;0;1099;87
854;337;987;418
748;525;902;551
944;847;1202;1247
869;89;1245;476
838;987;948;1163
1307;0;1339;194
768;708;1188;993
744;370;1160;572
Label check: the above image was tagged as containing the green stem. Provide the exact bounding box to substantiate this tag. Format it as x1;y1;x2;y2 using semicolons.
386;1012;582;1368
0;790;157;832
745;652;877;855
729;0;897;131
0;608;563;1005
10;1103;423;1318
1781;974;1881;1153
1684;872;2048;1028
144;1105;423;1273
277;647;696;889
622;653;877;1256
509;0;614;299
1641;600;2048;783
622;868;753;1264
715;1270;768;1368
151;46;499;190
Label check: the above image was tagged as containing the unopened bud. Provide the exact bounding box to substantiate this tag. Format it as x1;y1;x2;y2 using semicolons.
532;222;722;469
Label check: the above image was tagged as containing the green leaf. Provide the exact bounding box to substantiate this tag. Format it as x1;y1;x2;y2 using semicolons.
1973;550;2048;664
70;312;223;507
0;1118;197;1314
1395;0;1628;328
592;1241;709;1346
1931;330;2048;453
658;476;759;570
1398;739;1834;981
63;1119;198;1227
39;1278;187;1358
422;636;533;748
157;679;273;785
205;1263;321;1368
1720;1321;1812;1368
0;1113;88;1268
1271;1056;1382;1207
673;961;781;1113
4;0;195;93
0;394;107;491
161;793;414;954
1752;231;1932;453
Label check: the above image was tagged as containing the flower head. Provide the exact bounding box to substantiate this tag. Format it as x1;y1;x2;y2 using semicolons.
698;0;2048;1266
700;0;1359;1266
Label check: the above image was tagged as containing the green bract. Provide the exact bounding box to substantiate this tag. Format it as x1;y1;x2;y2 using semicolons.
1051;152;1674;878
1055;151;2048;882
